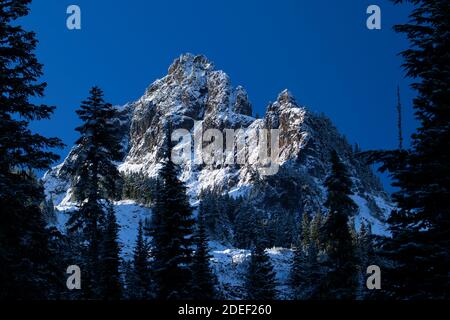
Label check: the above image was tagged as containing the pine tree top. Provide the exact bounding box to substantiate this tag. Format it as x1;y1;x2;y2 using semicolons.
0;0;63;174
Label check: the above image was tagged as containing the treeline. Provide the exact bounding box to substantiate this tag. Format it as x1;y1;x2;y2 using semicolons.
121;171;157;206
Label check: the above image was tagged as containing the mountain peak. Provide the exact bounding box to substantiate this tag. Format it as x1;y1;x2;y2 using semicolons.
277;89;297;105
266;89;300;115
168;53;214;76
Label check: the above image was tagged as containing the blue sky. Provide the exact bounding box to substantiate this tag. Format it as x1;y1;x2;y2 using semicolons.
23;0;416;188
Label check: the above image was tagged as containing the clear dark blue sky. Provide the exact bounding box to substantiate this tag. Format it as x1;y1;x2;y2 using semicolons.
24;0;416;188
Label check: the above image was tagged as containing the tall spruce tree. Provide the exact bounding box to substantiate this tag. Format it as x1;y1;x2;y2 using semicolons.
129;220;152;299
363;0;450;299
192;207;217;299
245;222;277;300
321;150;358;299
290;245;304;300
99;205;122;300
66;86;122;299
290;240;321;300
71;86;122;202
0;0;63;299
149;124;195;300
245;240;277;300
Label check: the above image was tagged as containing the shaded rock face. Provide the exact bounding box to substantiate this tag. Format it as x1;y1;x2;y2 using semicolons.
44;53;390;234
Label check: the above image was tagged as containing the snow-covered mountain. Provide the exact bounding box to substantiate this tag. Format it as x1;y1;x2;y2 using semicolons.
44;53;390;224
42;53;392;298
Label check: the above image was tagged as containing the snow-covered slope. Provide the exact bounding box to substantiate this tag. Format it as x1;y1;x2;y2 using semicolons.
50;200;151;261
50;199;293;299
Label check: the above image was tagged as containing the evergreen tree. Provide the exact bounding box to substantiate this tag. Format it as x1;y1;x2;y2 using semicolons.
364;0;450;299
300;211;311;249
192;208;217;300
233;201;258;249
148;124;195;300
310;209;323;248
71;86;122;202
66;86;123;299
99;205;122;300
355;221;376;299
41;196;57;224
200;190;232;242
122;261;135;300
245;241;277;300
291;211;324;300
129;220;152;299
0;0;63;299
290;245;304;299
47;226;74;299
321;150;358;299
349;217;359;250
290;240;321;300
270;209;296;247
357;221;374;268
70;200;105;298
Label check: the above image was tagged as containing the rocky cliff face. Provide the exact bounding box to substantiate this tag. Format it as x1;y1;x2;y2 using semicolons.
43;53;391;235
